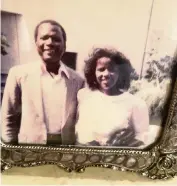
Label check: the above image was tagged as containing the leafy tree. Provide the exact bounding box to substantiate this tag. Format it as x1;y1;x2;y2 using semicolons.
129;55;173;119
144;55;173;83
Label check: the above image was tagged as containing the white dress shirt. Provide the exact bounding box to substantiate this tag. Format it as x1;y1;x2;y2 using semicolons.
41;62;69;134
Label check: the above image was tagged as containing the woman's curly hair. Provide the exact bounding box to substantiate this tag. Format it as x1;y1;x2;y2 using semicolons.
84;48;133;91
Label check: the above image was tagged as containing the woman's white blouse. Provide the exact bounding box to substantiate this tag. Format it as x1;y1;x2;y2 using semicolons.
75;88;149;146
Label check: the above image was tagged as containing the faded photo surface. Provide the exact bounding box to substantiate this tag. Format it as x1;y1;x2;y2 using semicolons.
1;0;176;149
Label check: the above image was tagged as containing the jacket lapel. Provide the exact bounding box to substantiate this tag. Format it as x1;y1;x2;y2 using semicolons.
62;74;78;144
64;77;76;124
27;63;44;121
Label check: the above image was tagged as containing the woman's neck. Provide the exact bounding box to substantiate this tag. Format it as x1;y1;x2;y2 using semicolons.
100;87;123;96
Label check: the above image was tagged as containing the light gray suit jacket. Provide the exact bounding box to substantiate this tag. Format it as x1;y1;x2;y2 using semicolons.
1;62;84;145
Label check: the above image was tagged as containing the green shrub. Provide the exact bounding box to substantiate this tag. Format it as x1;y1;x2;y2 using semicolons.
129;56;173;118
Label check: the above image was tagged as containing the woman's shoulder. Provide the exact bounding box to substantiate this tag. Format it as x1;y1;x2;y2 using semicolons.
78;87;92;95
124;92;148;108
77;87;96;101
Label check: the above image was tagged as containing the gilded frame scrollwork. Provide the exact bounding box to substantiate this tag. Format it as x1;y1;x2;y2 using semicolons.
1;79;177;180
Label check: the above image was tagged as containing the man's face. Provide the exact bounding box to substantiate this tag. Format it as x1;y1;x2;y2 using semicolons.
36;23;65;64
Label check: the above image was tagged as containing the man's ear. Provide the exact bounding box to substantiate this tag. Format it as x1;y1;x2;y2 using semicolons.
35;41;38;48
35;42;39;53
61;43;66;57
63;43;66;53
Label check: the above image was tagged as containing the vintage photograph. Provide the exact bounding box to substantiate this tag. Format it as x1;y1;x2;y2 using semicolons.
1;0;176;149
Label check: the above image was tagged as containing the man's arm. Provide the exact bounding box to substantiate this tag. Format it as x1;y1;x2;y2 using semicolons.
1;67;21;144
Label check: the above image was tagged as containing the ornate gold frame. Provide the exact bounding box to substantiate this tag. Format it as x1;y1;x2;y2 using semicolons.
1;78;177;180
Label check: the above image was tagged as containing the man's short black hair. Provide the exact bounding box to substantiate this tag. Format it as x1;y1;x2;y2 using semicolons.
34;19;67;42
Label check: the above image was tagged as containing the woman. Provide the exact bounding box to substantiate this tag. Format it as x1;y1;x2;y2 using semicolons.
76;48;149;148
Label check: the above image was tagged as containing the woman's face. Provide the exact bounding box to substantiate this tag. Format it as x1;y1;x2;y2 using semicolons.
95;57;119;92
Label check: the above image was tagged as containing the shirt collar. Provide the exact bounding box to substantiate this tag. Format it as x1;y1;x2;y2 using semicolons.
59;61;70;79
40;61;70;79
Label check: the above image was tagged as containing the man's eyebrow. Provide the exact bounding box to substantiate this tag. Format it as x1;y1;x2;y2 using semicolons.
40;35;48;38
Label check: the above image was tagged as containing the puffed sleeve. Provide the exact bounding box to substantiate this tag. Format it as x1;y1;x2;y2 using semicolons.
130;96;149;145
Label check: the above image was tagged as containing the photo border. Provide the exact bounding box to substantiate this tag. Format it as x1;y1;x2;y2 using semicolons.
1;78;177;180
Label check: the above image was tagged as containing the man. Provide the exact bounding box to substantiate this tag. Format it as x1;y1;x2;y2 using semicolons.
1;20;84;145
